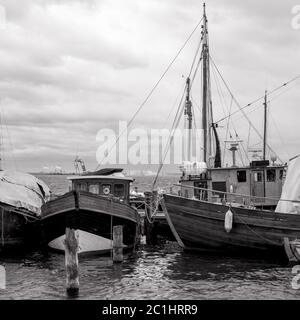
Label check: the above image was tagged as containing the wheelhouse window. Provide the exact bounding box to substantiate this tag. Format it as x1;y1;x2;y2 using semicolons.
279;170;284;180
114;184;125;198
89;184;99;194
74;182;87;191
267;169;276;182
79;183;87;191
101;184;111;195
237;170;247;182
254;172;263;182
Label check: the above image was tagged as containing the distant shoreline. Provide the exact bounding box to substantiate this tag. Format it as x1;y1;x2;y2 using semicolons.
31;172;179;177
31;172;76;176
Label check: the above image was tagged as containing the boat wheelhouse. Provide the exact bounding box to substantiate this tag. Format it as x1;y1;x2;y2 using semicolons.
69;169;132;203
180;160;286;209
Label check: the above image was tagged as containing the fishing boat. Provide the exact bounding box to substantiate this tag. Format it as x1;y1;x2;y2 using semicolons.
40;168;140;254
161;4;300;259
0;170;50;250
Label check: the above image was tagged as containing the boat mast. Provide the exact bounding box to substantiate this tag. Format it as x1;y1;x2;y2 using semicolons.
263;90;267;161
185;77;192;161
201;3;210;164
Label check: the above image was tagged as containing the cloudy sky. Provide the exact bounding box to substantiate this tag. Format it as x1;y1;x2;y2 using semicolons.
0;0;299;173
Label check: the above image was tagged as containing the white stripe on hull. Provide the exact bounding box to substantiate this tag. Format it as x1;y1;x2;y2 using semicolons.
48;229;127;254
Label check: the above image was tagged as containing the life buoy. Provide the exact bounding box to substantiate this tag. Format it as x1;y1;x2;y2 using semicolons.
103;187;110;195
224;209;233;233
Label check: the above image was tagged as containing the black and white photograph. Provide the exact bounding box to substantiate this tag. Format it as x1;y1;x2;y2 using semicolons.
0;0;300;309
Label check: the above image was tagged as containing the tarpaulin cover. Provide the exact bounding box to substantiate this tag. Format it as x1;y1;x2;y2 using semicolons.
275;155;300;214
0;170;50;216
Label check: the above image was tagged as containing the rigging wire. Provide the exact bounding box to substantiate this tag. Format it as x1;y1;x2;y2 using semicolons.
246;123;251;154
161;81;187;130
269;110;291;160
215;73;300;124
209;55;291;163
210;62;232;165
210;61;250;164
0;103;17;170
268;80;299;104
95;16;204;170
190;52;203;87
188;35;203;81
152;26;204;188
231;80;298;161
152;85;187;189
223;97;233;166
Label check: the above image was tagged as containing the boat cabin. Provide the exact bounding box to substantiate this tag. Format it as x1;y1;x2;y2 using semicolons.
68;169;133;205
180;160;286;209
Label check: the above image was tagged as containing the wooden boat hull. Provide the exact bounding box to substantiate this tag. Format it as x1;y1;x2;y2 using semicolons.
41;191;140;254
0;204;39;251
163;194;300;258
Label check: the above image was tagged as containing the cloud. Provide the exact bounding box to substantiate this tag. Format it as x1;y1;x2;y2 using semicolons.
0;0;299;172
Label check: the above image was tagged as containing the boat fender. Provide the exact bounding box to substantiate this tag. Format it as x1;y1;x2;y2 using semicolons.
103;187;110;195
224;209;233;233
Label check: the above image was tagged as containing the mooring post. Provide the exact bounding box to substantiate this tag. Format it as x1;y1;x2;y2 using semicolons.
113;225;123;263
144;191;153;243
65;228;79;297
144;191;158;245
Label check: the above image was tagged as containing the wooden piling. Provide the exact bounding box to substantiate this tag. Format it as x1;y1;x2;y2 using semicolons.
144;191;157;245
65;228;79;297
113;225;123;263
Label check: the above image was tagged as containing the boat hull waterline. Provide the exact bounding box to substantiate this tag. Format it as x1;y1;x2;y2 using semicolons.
163;194;300;257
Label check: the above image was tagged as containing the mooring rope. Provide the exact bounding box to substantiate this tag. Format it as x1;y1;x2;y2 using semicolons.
230;207;280;246
144;193;164;224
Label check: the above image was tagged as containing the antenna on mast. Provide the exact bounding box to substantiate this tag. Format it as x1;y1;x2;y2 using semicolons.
225;138;243;167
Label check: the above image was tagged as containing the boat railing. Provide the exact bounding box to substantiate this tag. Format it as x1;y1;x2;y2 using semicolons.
171;183;300;207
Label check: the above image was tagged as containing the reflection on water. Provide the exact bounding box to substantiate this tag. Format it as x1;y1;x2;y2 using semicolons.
0;242;298;300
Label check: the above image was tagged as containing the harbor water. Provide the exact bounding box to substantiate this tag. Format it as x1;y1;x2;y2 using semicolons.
0;175;299;300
